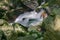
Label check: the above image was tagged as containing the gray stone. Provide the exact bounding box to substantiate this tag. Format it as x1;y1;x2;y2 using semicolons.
21;0;39;9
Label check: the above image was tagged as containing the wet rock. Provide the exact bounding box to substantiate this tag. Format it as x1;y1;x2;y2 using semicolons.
21;0;39;10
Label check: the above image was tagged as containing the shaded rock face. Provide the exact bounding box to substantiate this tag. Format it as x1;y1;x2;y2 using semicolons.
21;0;39;10
14;9;48;27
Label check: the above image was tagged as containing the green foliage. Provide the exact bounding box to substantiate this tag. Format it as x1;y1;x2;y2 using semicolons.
0;0;60;40
43;8;60;40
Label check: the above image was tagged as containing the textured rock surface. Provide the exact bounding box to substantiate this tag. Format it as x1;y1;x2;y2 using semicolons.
21;0;39;9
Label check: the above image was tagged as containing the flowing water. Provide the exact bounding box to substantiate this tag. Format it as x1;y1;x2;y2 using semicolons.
14;0;48;27
14;9;48;27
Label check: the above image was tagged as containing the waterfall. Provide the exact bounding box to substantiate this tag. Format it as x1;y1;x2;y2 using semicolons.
14;9;47;27
14;0;48;27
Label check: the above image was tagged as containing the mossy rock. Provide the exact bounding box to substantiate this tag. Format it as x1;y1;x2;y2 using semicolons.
43;8;60;40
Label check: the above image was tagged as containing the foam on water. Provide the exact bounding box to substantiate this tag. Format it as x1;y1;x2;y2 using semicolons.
14;9;47;27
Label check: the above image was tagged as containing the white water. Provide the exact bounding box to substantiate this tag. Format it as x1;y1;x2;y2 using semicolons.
14;0;48;27
14;9;47;27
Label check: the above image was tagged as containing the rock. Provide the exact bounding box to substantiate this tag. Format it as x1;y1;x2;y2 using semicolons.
54;15;60;31
21;0;39;10
0;19;5;25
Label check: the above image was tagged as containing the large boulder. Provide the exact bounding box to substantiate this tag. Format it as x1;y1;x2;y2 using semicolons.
21;0;39;10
